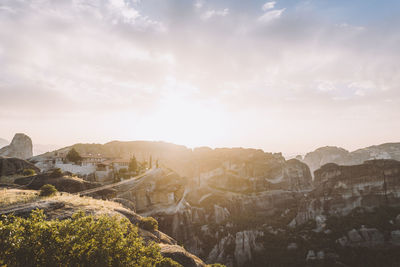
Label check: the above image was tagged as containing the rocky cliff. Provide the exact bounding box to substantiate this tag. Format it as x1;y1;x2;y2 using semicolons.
107;149;312;267
109;159;400;267
0;133;33;159
303;143;400;174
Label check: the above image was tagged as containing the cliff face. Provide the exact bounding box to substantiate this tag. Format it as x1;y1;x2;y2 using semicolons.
111;159;400;267
0;133;33;159
303;143;400;174
110;151;312;267
292;160;400;226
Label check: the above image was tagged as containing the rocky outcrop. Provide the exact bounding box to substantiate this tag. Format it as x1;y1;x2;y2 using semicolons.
0;157;40;177
0;189;206;267
303;143;400;175
0;133;33;159
234;230;264;266
160;244;205;267
112;156;311;267
303;146;351;174
291;159;400;226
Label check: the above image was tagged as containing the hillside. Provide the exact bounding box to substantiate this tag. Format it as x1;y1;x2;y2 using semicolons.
0;189;206;267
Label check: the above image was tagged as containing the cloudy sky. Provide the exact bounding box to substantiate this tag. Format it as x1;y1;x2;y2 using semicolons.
0;0;399;155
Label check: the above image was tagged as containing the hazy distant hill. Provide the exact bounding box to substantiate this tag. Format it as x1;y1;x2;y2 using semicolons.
303;142;400;174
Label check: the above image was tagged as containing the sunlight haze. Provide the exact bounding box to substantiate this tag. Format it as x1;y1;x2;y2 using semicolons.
1;0;399;155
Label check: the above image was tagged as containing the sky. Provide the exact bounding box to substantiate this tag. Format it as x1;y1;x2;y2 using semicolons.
0;0;399;155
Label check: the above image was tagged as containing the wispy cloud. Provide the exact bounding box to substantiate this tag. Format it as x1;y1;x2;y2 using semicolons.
262;1;276;11
201;8;229;20
258;8;285;23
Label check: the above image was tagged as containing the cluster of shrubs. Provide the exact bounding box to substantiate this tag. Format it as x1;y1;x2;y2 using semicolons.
0;210;181;267
140;216;159;232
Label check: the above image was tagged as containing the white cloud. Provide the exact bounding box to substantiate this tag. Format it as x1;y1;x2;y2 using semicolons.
0;0;399;153
194;0;204;9
262;1;276;11
258;8;285;23
201;8;229;20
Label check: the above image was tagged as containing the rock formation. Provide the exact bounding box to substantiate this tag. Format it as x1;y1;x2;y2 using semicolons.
303;143;400;175
0;133;33;159
0;157;40;177
108;149;312;267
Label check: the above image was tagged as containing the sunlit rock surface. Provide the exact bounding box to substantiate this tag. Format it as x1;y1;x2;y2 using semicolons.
0;133;33;159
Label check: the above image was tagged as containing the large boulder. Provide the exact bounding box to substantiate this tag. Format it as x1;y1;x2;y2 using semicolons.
0;133;33;159
0;157;40;177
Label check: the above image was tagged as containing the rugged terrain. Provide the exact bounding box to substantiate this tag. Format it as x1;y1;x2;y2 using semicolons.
24;141;400;266
0;189;206;267
303;143;400;174
0;133;33;159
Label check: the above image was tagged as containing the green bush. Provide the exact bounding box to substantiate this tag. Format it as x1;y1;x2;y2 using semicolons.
0;210;181;267
140;216;159;232
22;168;36;176
39;184;58;197
50;168;63;177
156;257;182;267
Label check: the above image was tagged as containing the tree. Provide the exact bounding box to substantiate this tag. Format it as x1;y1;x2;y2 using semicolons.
128;156;138;173
156;159;159;168
66;148;82;164
149;156;153;169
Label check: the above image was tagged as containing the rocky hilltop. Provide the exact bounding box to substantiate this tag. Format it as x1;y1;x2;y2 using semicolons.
0;133;33;159
0;138;8;149
303;143;400;174
0;189;206;267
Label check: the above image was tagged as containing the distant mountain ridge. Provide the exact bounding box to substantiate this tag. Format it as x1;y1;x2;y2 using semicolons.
303;142;400;174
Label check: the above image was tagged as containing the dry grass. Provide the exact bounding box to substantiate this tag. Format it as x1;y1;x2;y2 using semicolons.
0;189;40;208
51;193;123;213
0;188;124;215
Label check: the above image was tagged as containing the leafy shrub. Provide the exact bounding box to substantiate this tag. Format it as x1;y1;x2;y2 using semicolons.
156;257;182;267
140;216;159;231
50;168;63;178
0;210;181;267
22;168;36;176
39;184;57;197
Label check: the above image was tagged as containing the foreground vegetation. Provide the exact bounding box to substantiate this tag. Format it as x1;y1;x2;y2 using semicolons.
0;210;180;267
